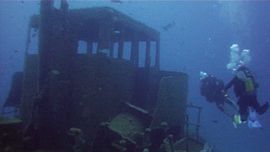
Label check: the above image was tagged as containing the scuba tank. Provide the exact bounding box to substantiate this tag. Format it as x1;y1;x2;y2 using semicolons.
245;77;255;93
236;66;256;93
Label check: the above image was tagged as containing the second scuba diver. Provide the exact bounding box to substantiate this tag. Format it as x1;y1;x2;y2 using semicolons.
224;66;269;124
200;71;238;117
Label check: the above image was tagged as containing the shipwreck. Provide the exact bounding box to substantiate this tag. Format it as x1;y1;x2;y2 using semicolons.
0;0;210;152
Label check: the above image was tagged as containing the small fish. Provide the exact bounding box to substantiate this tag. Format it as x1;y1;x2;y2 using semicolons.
14;50;19;53
111;0;123;4
212;120;218;124
162;21;176;31
32;33;37;37
114;30;120;34
51;70;60;75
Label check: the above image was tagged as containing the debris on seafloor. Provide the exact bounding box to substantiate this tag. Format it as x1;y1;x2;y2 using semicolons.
0;115;22;125
200;143;214;152
68;128;86;152
51;70;60;75
68;127;82;136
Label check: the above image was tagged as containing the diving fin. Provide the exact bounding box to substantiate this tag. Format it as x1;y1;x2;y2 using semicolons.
248;110;262;128
248;119;262;128
233;114;242;128
257;102;269;115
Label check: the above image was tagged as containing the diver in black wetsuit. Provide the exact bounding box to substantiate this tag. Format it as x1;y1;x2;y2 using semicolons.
200;72;228;112
224;66;269;121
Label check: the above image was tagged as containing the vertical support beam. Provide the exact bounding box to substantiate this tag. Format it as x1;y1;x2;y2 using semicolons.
97;21;110;55
37;0;54;148
196;107;202;141
131;38;139;67
38;0;77;149
97;26;104;54
134;40;139;67
130;42;134;61
97;19;114;56
39;0;54;89
118;40;124;59
109;20;115;58
60;0;68;13
118;29;124;59
131;32;139;66
96;42;99;54
145;39;151;69
109;42;114;58
185;115;189;152
25;23;31;55
155;39;160;69
108;27;113;58
87;41;93;56
131;42;139;66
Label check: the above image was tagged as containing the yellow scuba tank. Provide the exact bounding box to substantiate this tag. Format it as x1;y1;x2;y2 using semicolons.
245;77;255;93
236;66;256;93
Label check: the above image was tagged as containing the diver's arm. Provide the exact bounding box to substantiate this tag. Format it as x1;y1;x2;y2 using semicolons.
224;77;236;91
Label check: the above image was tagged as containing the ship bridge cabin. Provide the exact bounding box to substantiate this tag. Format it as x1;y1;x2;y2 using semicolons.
2;1;191;151
70;7;160;69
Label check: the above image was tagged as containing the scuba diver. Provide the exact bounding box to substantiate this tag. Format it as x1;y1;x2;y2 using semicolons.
200;71;237;113
224;66;269;124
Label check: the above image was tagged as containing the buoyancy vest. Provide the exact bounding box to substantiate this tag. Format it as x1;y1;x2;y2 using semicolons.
244;77;255;93
236;68;256;94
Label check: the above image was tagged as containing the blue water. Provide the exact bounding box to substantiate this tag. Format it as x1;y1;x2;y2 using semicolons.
1;1;270;152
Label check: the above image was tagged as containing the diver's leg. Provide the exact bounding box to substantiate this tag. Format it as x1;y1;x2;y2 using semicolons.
250;95;260;110
238;97;248;121
257;103;269;115
250;95;269;115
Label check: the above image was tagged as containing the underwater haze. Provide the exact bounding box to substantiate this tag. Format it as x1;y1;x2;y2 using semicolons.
1;0;270;152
